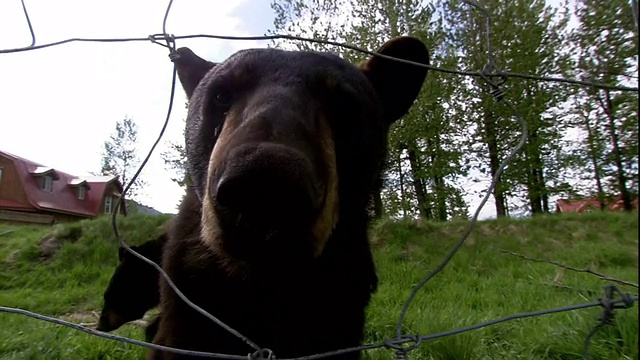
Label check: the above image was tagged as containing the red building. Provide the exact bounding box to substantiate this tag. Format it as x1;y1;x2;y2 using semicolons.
0;149;126;225
556;196;639;214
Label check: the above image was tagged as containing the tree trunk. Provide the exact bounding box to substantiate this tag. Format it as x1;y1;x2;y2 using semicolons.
632;0;639;35
431;136;448;221
532;143;549;213
425;137;447;221
539;166;550;212
433;174;447;221
583;111;607;210
407;145;431;219
599;90;633;211
524;87;548;215
483;111;507;217
371;175;383;220
525;144;544;215
398;151;407;218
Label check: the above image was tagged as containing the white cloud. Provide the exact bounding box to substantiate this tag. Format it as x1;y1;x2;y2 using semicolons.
0;0;270;214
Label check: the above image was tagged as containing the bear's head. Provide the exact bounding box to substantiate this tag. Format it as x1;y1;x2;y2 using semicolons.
173;38;428;272
96;234;165;332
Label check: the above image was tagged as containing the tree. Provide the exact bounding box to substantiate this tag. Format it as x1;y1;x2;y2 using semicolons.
160;102;192;212
571;0;639;211
162;140;189;187
442;0;573;217
568;94;608;208
161;103;190;188
270;0;471;221
100;116;147;202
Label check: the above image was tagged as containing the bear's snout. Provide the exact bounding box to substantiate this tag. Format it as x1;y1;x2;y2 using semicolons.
211;143;322;247
96;308;125;332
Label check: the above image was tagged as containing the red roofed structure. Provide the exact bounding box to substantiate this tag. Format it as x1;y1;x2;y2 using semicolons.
556;196;638;214
0;149;126;225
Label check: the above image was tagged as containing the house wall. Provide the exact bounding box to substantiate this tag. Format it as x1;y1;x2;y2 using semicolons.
98;183;127;216
0;209;55;225
0;156;34;210
0;209;88;225
51;211;89;223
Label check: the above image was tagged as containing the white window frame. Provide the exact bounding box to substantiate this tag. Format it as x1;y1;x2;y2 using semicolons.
42;175;53;192
77;186;86;200
104;195;113;214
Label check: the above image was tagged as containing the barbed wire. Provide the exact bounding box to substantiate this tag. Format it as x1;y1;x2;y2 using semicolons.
0;306;246;359
2;32;637;92
496;248;639;289
18;0;35;48
394;0;517;346
2;289;636;360
0;0;638;359
1;21;638;91
108;0;263;354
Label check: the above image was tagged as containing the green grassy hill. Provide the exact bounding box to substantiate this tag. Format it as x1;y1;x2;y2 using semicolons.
0;212;637;359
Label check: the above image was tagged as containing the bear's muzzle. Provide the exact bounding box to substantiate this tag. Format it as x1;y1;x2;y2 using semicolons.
211;142;323;259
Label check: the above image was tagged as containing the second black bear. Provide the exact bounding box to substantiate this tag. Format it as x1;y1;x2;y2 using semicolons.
150;37;429;359
97;232;167;341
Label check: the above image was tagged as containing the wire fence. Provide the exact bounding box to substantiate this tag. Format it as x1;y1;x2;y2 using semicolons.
1;0;638;359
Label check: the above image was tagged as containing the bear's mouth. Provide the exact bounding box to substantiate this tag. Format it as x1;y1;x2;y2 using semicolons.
96;308;126;332
208;142;324;262
217;205;317;263
231;211;283;243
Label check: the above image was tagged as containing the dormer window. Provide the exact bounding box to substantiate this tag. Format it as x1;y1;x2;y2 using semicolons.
67;178;90;200
77;186;86;200
104;195;113;214
41;175;53;192
30;167;59;192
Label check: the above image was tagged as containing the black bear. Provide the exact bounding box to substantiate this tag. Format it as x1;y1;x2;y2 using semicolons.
150;37;429;359
97;232;167;342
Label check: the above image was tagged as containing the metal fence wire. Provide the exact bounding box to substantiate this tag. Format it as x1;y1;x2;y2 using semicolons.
1;0;638;359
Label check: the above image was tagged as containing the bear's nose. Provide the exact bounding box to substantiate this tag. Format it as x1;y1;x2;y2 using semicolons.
212;143;320;237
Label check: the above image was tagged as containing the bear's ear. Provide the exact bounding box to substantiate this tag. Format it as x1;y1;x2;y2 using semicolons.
359;36;429;123
172;47;218;99
117;246;126;262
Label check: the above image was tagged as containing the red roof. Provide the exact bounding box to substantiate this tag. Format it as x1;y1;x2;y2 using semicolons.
556;196;638;213
0;198;34;211
0;149;124;218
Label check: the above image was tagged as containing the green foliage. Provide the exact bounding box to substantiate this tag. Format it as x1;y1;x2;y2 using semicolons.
442;0;575;217
568;0;639;210
160;102;190;190
0;212;637;359
100;116;147;201
269;0;638;220
270;0;472;220
160;139;188;187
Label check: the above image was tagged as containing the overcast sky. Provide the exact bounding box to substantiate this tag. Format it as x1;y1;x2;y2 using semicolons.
0;0;275;214
0;0;576;219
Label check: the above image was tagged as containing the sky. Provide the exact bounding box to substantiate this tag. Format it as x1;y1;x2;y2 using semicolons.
0;0;274;215
0;0;580;219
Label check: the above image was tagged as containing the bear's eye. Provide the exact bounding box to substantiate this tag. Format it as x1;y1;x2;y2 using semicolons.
213;91;233;108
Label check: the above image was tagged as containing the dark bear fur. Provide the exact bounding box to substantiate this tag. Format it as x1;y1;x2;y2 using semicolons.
145;315;162;343
149;38;429;359
97;233;167;338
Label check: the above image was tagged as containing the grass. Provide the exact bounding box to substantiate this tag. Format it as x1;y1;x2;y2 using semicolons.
0;214;171;360
0;211;637;359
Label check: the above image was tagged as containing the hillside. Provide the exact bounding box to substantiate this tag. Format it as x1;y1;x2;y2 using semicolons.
0;212;637;359
125;199;167;216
